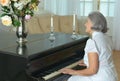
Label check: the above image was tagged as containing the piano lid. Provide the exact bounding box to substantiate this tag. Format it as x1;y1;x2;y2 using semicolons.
0;31;88;59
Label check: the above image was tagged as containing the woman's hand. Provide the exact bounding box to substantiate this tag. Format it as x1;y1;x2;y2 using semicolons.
59;68;77;75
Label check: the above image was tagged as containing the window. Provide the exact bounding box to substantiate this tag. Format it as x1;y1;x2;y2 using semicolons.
99;0;115;17
79;0;115;17
43;0;115;17
79;0;93;16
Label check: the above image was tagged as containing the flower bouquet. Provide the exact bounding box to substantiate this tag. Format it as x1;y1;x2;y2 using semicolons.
0;0;40;27
0;0;40;45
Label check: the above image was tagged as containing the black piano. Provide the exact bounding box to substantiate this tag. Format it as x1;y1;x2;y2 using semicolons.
0;31;88;81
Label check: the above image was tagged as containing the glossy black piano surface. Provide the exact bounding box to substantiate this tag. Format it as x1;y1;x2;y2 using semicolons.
0;31;88;81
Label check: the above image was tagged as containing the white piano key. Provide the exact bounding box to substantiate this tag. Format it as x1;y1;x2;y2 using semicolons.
42;61;79;80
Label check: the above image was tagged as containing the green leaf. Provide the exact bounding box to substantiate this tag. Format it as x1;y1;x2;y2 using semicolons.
2;6;10;13
31;0;36;3
0;14;6;18
0;13;11;18
12;19;21;27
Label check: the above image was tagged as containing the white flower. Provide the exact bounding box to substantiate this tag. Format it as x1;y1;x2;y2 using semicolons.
0;0;40;27
11;0;18;1
14;2;24;10
1;15;12;26
20;0;31;5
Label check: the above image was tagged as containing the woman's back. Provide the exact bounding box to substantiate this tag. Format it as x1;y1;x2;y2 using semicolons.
91;31;118;81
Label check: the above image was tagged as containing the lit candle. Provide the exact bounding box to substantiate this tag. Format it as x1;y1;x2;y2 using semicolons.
73;14;76;30
51;15;54;32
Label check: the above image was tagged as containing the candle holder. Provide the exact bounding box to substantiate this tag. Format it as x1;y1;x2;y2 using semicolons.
49;15;55;41
49;32;56;41
71;26;78;39
71;13;77;39
49;38;55;48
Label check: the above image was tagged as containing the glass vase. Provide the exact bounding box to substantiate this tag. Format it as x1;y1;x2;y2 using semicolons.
16;17;27;46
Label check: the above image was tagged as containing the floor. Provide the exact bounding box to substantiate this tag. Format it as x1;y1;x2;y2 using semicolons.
113;50;120;81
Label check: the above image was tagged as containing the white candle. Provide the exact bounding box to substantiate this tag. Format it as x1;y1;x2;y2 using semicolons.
73;14;76;30
51;16;54;32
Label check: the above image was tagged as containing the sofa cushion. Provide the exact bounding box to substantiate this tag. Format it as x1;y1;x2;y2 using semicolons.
26;15;79;34
38;15;60;33
53;15;60;32
25;16;43;34
59;15;78;33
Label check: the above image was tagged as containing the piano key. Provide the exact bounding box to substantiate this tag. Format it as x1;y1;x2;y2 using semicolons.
42;60;80;80
35;56;80;77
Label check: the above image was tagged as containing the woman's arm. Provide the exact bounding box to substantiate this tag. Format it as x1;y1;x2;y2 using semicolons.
59;52;99;76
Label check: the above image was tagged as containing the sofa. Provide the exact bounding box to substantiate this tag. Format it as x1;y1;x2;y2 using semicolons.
25;15;79;34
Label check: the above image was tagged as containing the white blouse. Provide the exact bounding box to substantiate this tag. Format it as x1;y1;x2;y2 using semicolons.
68;31;118;81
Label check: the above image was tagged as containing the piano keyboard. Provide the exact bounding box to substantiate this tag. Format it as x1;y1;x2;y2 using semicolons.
42;61;80;80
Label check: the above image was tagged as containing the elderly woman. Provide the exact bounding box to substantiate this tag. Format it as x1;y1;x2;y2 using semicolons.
59;11;118;81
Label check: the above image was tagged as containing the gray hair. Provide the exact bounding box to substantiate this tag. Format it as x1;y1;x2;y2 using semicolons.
88;11;108;33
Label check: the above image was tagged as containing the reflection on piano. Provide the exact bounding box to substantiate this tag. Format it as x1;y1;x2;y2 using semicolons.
0;32;88;81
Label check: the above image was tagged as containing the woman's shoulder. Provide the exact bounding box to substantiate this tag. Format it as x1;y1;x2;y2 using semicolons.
86;38;95;46
85;38;99;53
87;38;94;43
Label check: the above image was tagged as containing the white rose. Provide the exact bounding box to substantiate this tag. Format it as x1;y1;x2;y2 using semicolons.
14;2;19;7
11;0;18;1
1;15;12;26
21;0;31;5
14;2;24;10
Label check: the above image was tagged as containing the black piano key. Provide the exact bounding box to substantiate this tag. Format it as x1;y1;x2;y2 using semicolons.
36;57;81;77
